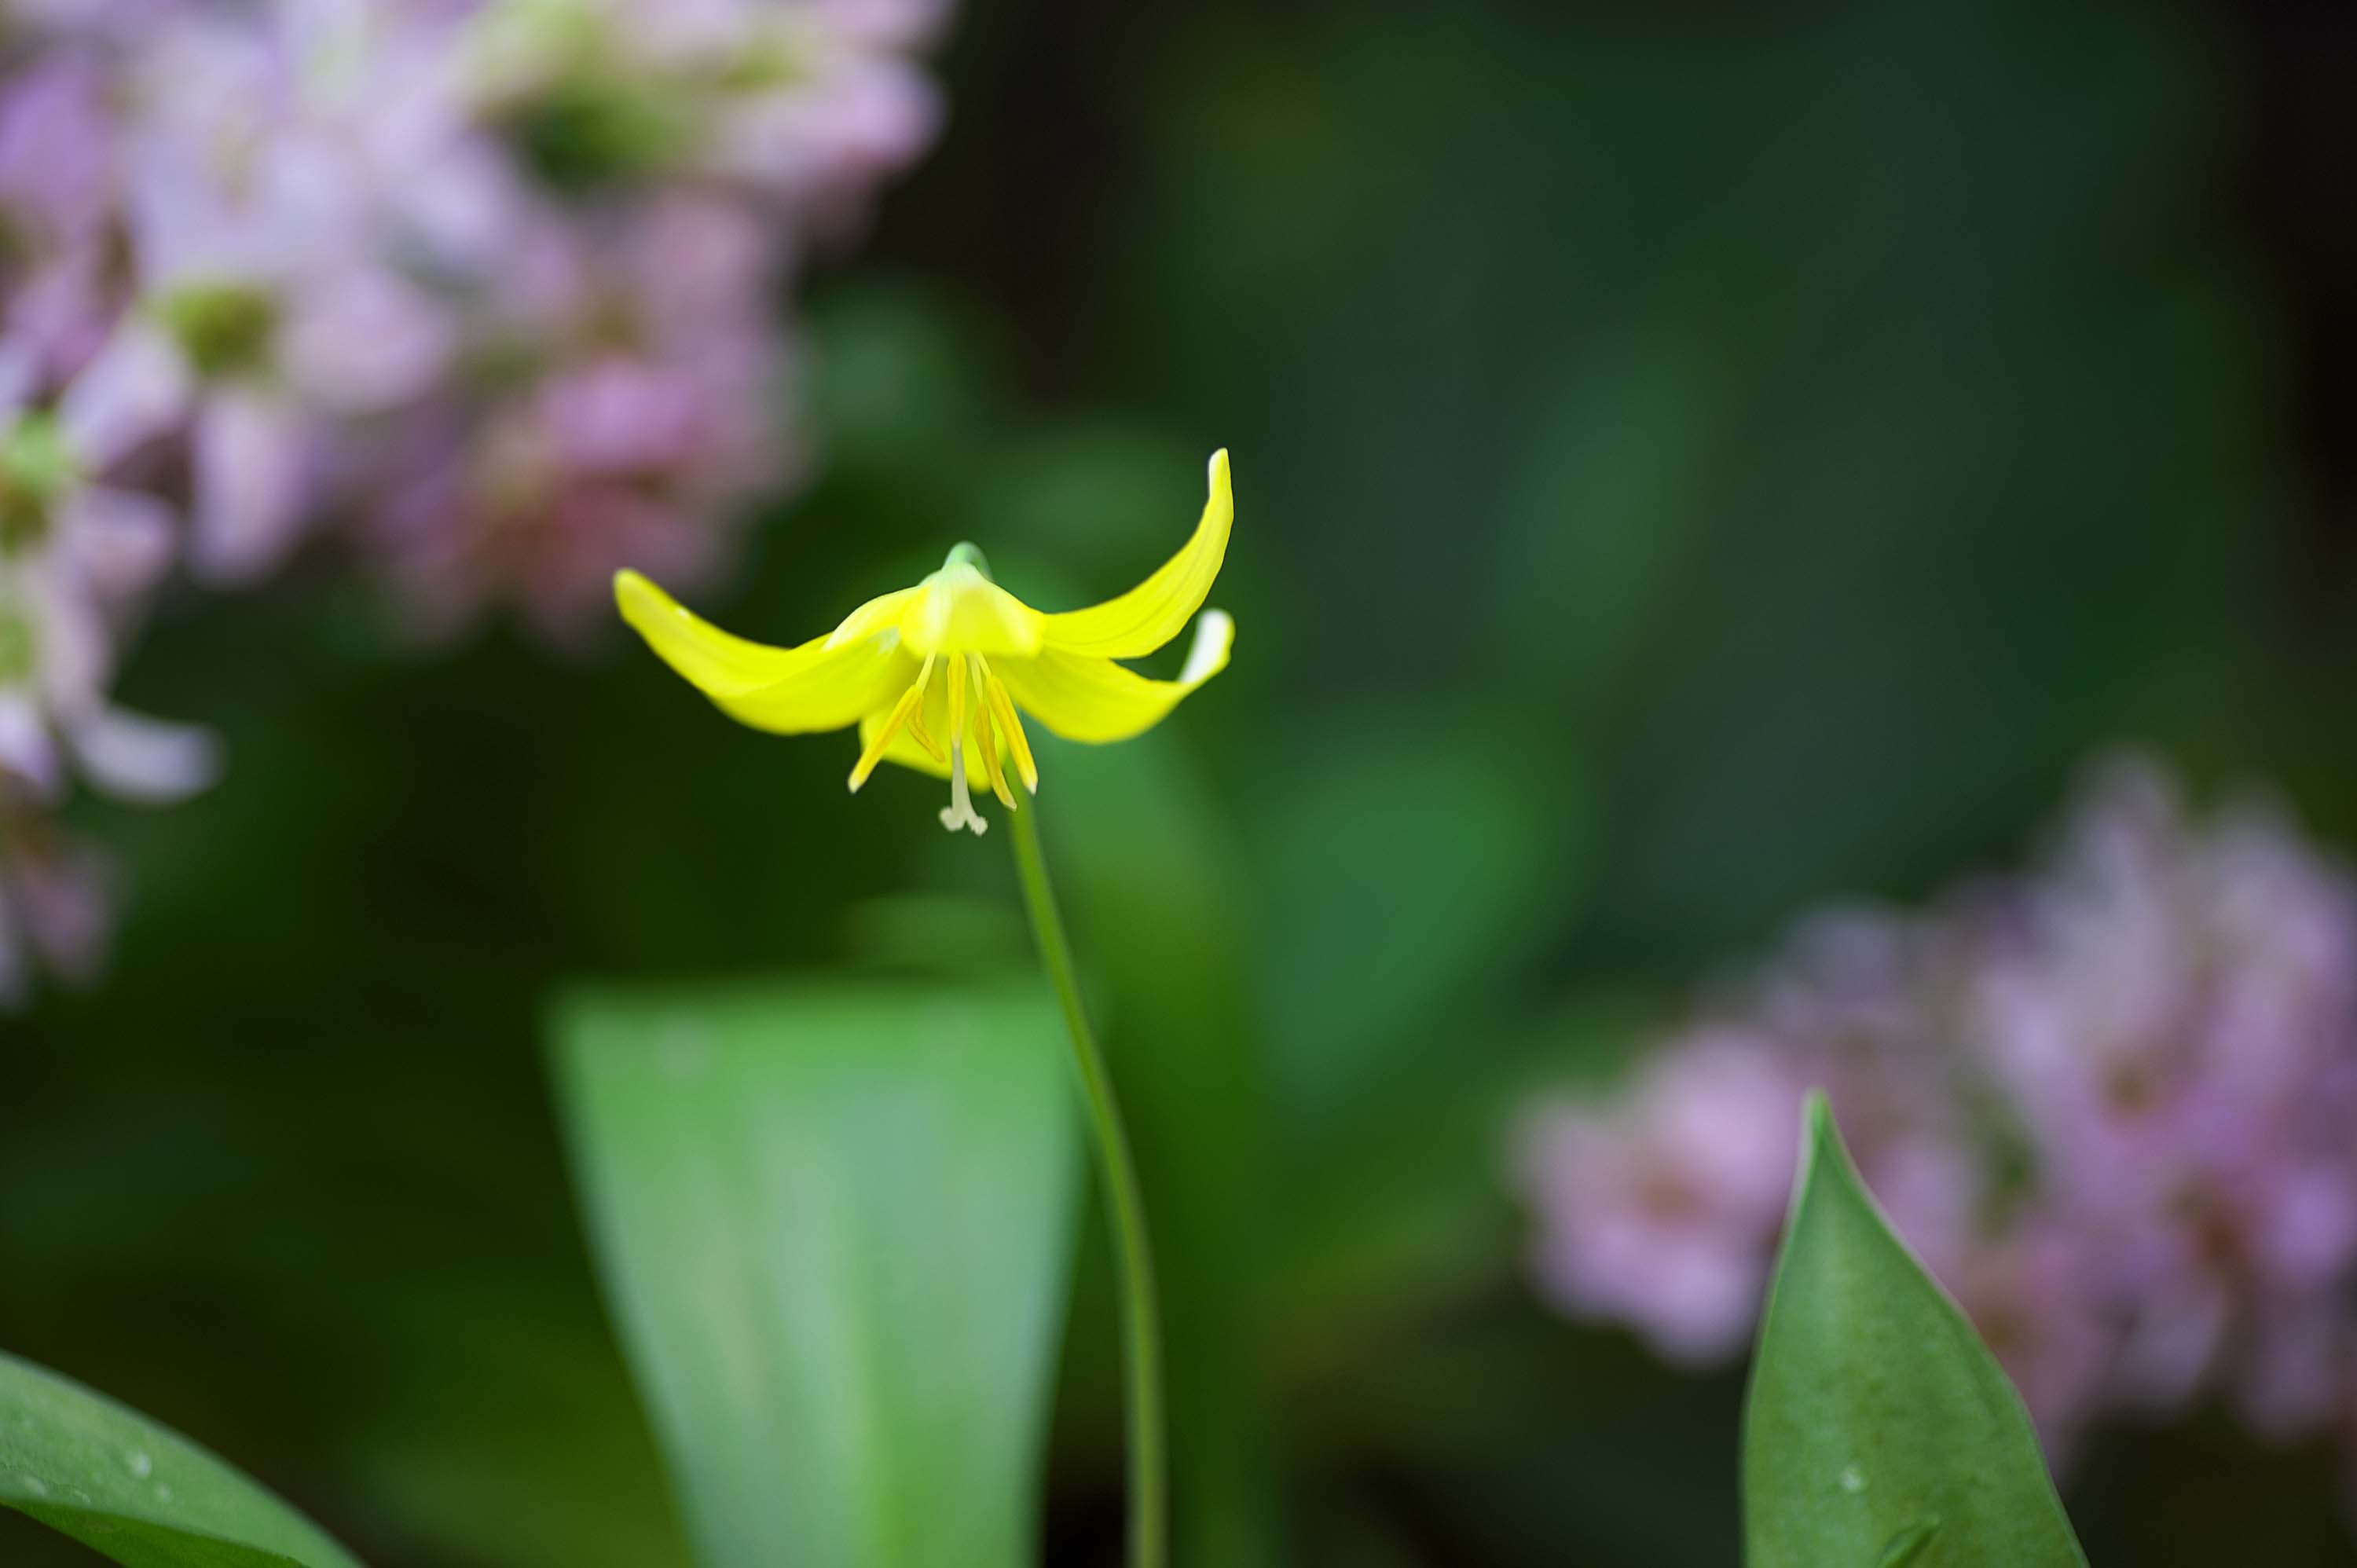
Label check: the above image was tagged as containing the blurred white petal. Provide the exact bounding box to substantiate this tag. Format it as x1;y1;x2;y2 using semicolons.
190;389;312;584
61;485;177;599
57;325;191;467
31;573;112;709
13;830;112;982
284;266;457;412
713;61;941;205
65;705;222;804
0;346;39;420
0;691;62;799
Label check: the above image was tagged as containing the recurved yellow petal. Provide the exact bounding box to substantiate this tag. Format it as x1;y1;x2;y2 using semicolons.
997;610;1233;744
616;570;906;734
1039;449;1232;660
617;570;808;694
823;585;922;648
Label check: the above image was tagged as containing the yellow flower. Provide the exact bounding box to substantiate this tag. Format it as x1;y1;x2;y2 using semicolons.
616;449;1235;834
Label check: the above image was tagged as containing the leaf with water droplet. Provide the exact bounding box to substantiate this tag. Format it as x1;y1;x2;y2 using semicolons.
1878;1519;1940;1566
1742;1094;2087;1567
0;1350;364;1566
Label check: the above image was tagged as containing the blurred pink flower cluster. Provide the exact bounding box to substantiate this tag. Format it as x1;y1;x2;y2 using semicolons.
1514;756;2357;1466
0;0;948;998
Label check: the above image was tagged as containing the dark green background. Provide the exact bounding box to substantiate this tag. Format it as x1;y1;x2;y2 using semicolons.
5;0;2354;1563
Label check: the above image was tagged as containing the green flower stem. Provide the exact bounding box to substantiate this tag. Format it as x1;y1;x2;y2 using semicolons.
1009;798;1168;1568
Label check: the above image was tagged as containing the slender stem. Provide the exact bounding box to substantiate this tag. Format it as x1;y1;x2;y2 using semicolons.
1009;799;1168;1568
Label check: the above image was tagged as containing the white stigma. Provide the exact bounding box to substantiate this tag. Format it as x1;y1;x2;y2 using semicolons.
939;737;988;834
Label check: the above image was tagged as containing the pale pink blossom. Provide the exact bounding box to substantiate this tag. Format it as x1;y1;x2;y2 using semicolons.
1516;755;2357;1467
0;0;955;1002
1514;1039;1805;1365
0;804;114;1004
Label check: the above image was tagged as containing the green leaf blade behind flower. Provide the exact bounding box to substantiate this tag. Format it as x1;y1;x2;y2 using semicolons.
551;980;1081;1568
0;1350;365;1568
1742;1094;2088;1568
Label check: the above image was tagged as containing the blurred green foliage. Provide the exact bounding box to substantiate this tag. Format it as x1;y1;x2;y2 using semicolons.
553;981;1079;1568
2;0;2346;1565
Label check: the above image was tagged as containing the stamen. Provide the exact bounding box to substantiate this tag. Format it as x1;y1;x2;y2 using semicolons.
884;650;946;766
970;658;1017;809
848;653;934;791
904;714;948;765
975;656;1037;793
904;656;947;764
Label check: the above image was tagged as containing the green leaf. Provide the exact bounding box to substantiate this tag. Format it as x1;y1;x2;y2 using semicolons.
0;1350;363;1568
551;980;1081;1568
1743;1094;2088;1568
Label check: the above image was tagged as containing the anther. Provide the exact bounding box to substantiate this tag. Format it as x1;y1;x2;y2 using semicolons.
849;652;934;790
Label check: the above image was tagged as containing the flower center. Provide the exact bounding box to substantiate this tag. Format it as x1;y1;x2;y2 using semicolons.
899;547;1044;661
0;416;73;554
845;645;1039;833
0;596;35;683
156;283;278;380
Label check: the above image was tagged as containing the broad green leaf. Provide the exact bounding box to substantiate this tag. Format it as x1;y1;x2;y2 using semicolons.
551;980;1080;1568
1743;1095;2087;1567
0;1350;363;1568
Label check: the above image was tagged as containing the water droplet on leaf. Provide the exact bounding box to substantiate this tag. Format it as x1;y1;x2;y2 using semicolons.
1878;1518;1940;1566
